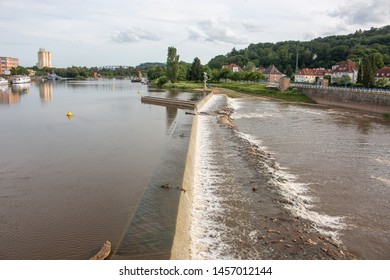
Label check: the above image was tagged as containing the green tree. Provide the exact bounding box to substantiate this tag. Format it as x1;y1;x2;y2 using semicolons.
10;66;29;76
285;65;293;78
177;61;189;81
340;75;352;86
208;55;228;69
362;58;375;87
357;60;363;84
219;68;232;81
166;46;179;83
369;52;384;73
147;65;165;80
189;57;202;81
375;77;388;87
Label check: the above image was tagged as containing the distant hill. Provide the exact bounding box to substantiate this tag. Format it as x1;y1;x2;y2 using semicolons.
207;25;390;74
136;62;165;69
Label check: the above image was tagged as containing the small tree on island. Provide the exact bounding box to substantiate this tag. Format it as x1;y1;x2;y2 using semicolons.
166;46;179;83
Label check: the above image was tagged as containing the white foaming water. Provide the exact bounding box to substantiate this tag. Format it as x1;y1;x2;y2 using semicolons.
232;112;276;120
229;98;278;120
190;95;232;259
229;97;347;242
235;128;347;243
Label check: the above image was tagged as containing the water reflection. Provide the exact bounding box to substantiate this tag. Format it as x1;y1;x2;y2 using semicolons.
39;82;53;103
66;79;142;93
0;84;30;105
166;106;178;131
11;83;30;94
0;85;19;104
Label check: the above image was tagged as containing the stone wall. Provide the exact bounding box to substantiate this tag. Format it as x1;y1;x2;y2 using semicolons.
299;87;390;113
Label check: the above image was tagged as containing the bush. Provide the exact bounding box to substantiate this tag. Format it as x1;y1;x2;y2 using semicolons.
157;76;169;88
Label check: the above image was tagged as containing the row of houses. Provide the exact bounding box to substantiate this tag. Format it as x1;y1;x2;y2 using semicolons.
295;59;359;84
223;60;390;85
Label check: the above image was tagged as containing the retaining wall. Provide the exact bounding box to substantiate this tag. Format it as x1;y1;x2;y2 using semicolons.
299;87;390;113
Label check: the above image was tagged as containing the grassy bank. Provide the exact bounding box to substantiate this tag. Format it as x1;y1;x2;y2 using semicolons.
218;82;315;103
162;81;203;90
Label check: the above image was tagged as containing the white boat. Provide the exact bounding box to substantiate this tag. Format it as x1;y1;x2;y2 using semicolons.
11;75;31;84
0;77;8;86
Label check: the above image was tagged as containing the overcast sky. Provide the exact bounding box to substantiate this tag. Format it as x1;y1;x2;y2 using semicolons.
0;0;389;67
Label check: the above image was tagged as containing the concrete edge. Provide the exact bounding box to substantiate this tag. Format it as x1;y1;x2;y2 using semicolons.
170;91;215;260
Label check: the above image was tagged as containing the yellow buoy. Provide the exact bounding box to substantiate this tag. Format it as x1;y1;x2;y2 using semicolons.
66;111;73;117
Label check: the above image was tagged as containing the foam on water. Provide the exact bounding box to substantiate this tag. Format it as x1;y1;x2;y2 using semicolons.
190;95;347;260
230;98;347;243
190;101;231;259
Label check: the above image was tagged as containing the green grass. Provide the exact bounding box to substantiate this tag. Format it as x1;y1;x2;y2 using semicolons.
383;112;390;119
218;82;315;103
162;81;204;90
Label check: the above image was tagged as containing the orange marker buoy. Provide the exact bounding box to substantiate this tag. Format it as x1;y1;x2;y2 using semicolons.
66;111;73;117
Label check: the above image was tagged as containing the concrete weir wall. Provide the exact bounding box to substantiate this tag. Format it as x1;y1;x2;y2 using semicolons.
170;92;214;260
300;87;390;113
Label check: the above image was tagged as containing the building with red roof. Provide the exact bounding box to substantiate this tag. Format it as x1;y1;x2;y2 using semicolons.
295;68;331;83
375;67;390;85
331;59;359;84
222;63;241;72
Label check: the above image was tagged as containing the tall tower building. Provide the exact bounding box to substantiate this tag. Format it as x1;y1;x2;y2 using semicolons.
37;48;52;68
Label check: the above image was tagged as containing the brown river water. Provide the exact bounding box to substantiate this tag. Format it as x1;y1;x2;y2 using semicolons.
0;80;196;259
190;94;390;259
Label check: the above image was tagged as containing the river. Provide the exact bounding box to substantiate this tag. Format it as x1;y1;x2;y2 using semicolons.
0;80;196;259
1;81;389;259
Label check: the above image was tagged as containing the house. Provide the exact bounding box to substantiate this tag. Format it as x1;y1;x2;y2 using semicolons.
222;63;241;72
375;67;390;85
0;56;19;75
331;59;359;84
294;68;331;83
263;65;284;83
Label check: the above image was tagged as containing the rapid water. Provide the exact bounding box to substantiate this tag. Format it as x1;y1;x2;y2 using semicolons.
190;95;390;259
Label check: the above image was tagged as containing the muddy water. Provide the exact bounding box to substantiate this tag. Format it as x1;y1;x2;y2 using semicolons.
0;80;196;259
191;95;390;259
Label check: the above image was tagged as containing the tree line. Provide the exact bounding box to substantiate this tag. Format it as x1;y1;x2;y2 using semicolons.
147;47;265;86
208;26;389;72
147;26;389;88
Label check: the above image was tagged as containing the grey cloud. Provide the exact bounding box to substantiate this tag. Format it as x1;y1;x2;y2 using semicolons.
328;0;390;24
242;20;264;32
187;27;204;40
111;27;161;43
188;19;248;44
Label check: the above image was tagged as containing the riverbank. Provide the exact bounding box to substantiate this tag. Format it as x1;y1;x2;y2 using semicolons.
218;82;315;103
171;91;360;259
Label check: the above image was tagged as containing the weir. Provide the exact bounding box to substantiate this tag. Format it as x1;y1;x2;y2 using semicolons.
141;96;196;109
112;92;213;260
170;91;215;260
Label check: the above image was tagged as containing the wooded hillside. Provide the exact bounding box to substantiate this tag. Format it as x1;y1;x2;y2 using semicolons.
207;25;390;75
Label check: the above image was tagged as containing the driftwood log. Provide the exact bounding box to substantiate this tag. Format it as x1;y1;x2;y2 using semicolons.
89;241;111;260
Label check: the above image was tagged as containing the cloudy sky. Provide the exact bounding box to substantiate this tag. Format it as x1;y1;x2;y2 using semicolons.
0;0;389;67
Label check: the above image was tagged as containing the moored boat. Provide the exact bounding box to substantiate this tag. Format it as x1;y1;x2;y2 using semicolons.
45;73;62;81
11;75;31;84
